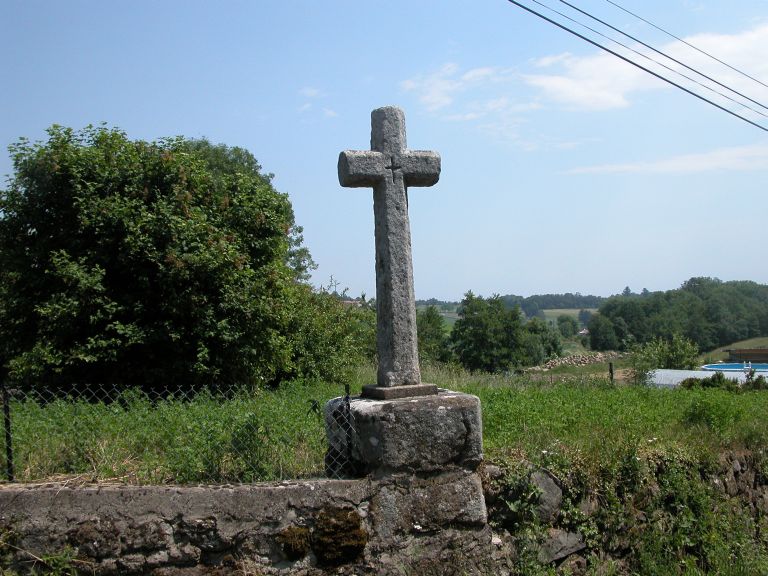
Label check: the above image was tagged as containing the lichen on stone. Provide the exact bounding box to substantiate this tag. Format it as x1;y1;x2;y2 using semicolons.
311;507;367;567
275;525;310;561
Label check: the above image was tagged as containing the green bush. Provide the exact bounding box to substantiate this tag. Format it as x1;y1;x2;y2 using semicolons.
450;293;562;372
0;126;362;391
630;334;699;384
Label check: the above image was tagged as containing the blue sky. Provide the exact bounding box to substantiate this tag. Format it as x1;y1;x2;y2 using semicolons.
2;1;767;300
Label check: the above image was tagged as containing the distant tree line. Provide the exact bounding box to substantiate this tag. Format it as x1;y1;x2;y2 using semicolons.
418;293;604;319
501;293;604;319
588;277;768;352
415;298;457;312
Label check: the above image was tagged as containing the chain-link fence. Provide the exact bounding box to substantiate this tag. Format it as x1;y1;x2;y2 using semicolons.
0;379;357;485
323;385;362;479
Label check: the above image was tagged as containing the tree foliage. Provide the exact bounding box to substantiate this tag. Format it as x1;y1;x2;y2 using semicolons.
451;293;522;372
591;277;768;352
556;314;579;338
416;305;450;364
450;292;561;372
500;292;604;318
588;314;619;351
0;125;357;391
629;334;699;385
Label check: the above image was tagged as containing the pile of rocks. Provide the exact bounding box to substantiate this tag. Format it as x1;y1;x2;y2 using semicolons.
534;352;625;371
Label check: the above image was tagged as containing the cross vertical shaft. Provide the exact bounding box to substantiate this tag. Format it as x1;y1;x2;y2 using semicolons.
338;107;440;395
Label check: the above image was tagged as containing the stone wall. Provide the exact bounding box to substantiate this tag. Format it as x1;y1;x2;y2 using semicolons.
0;471;491;575
1;389;492;575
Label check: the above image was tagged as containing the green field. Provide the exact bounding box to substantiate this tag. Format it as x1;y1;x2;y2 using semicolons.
699;336;768;363
423;307;597;330
540;307;596;324
4;362;767;485
438;311;459;327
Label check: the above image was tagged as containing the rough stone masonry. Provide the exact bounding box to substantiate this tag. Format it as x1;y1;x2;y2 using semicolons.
338;106;440;398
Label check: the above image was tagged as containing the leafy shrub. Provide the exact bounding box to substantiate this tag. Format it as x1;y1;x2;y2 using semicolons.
629;334;699;384
0;126;363;391
681;369;768;392
682;396;743;439
451;292;562;372
680;371;739;391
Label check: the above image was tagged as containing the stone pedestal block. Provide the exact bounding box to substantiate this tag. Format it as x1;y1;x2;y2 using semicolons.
325;389;482;478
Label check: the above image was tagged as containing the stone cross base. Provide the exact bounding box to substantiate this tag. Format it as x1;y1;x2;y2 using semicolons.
324;390;483;478
361;382;438;400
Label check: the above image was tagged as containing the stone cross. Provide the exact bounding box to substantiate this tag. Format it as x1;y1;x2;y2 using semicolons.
338;106;440;399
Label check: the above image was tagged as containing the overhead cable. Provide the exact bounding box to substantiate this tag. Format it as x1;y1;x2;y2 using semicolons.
506;0;768;133
530;0;768;119
560;0;768;114
602;0;768;90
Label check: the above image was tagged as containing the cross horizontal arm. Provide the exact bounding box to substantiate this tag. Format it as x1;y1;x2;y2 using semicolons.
402;151;441;187
338;150;386;188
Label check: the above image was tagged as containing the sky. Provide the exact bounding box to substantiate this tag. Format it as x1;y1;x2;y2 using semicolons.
1;1;767;301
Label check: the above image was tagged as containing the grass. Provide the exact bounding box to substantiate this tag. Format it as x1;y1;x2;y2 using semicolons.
438;311;459;328
699;336;768;363
540;308;595;323
2;363;767;486
2;380;345;484
418;363;768;467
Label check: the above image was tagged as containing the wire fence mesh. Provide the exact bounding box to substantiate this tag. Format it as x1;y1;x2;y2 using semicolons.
0;379;357;485
323;385;361;479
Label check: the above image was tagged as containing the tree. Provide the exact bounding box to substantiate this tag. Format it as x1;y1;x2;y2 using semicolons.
416;305;450;364
556;314;579;338
0;125;355;391
578;309;593;327
595;277;768;352
525;317;562;363
588;314;619;351
451;292;524;372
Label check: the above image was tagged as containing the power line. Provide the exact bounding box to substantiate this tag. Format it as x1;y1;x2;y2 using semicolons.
602;0;768;90
530;0;768;119
559;0;768;114
506;0;768;133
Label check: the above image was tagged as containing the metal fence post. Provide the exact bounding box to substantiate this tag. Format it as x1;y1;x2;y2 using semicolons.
2;378;14;482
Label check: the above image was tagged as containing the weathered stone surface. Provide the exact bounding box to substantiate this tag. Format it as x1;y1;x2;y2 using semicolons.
361;382;437;399
0;471;489;575
326;389;483;476
538;528;586;564
370;470;488;542
532;470;562;524
558;553;587;575
338;106;440;389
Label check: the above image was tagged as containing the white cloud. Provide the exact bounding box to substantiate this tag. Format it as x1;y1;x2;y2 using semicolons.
569;143;768;174
531;53;572;68
523;52;653;110
400;63;514;112
322;108;338;118
299;87;322;98
523;23;768;111
298;103;312;113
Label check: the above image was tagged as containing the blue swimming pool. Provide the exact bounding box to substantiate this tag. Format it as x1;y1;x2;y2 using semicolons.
701;362;768;372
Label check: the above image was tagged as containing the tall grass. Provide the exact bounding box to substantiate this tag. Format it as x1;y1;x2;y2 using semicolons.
3;364;767;485
2;381;343;484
